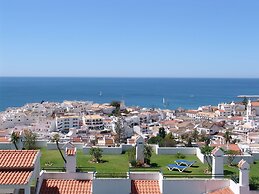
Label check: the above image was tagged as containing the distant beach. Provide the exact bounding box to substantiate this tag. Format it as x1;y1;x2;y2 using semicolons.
0;77;259;111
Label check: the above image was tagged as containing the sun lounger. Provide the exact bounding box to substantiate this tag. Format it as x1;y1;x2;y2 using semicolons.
167;164;188;172
175;159;196;167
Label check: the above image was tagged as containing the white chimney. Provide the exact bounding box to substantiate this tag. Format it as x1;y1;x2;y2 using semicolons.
65;147;77;173
211;147;224;179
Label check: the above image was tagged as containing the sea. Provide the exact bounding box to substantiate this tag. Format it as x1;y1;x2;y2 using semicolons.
0;77;259;111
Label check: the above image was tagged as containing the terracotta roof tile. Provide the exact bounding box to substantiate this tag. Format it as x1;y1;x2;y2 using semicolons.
0;137;9;142
228;144;241;152
252;102;259;107
209;187;234;194
0;150;38;169
131;180;161;194
72;137;82;142
0;171;32;185
40;179;92;194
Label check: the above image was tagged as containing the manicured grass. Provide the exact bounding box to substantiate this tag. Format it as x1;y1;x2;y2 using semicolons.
40;148;129;173
224;161;259;178
140;154;209;176
224;161;259;190
40;148;208;176
77;150;129;173
40;148;64;167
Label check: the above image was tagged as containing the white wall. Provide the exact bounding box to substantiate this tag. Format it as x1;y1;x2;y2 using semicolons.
82;144;134;154
47;142;84;150
35;140;48;148
163;179;230;194
42;172;94;180
0;142;13;150
223;154;254;164
121;144;134;152
252;152;259;160
129;172;160;180
93;179;131;194
157;147;197;155
249;191;259;194
47;142;66;150
230;179;240;194
196;147;206;163
83;146;123;155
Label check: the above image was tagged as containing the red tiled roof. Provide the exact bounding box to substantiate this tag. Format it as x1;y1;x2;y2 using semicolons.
228;116;243;121
228;144;241;152
40;179;92;194
131;180;161;194
0;150;38;169
72;137;82;142
0;137;9;142
209;187;234;194
0;171;32;185
252;102;259;107
66;148;76;156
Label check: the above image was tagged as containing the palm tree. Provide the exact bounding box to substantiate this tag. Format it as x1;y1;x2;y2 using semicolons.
224;130;232;150
51;134;67;163
144;145;153;165
11;132;19;150
24;130;37;150
224;130;232;144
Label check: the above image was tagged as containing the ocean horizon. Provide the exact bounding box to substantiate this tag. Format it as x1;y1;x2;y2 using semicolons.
0;77;259;111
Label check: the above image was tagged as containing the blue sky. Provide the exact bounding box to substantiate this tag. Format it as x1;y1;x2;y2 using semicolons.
0;0;259;78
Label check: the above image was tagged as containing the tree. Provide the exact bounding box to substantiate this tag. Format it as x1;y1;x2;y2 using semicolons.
51;134;67;163
191;129;199;142
147;136;163;145
225;150;239;166
127;147;136;166
144;145;153;165
115;117;125;144
224;130;232;144
110;101;121;116
11;132;19;150
201;146;214;173
163;132;176;147
23;130;37;150
89;147;103;163
186;137;192;147
158;127;166;139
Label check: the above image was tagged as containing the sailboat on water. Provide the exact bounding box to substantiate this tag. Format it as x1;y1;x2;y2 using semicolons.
99;91;102;96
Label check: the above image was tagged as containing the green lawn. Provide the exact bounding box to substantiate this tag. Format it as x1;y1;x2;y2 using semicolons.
224;161;259;178
224;161;259;190
40;148;208;176
40;148;259;188
133;154;209;177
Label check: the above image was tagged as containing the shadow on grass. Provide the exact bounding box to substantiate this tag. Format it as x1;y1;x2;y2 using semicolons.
224;170;235;176
150;163;160;168
190;165;199;168
167;169;192;173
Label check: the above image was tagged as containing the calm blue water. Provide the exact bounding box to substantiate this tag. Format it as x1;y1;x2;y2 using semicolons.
0;77;259;111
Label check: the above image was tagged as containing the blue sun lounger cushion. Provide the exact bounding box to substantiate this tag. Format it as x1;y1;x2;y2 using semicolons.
167;164;188;172
175;159;196;167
